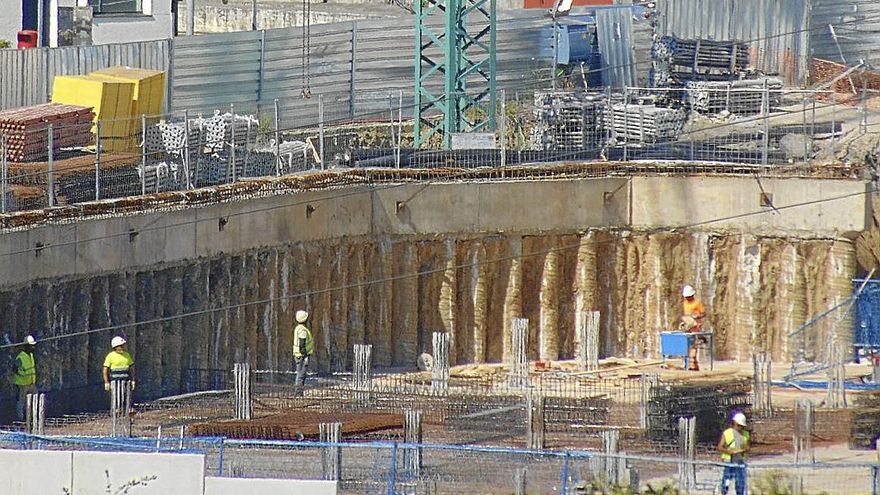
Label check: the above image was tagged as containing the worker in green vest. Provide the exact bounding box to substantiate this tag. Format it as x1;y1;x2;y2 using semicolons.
293;310;314;397
717;411;750;495
11;335;37;421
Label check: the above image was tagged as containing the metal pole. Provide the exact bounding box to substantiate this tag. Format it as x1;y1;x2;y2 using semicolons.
862;79;868;135
396;90;403;169
140;115;147;195
623;88;629;162
94;121;101;200
251;0;257;31
387;442;398;495
318;94;325;170
762;80;769;166
274;99;281;176
47;124;55;207
1;133;7;213
551;16;558;91
183;110;192;189
230;104;237;183
500;89;506;167
831;92;837;157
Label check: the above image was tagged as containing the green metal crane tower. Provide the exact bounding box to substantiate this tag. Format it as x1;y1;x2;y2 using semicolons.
413;0;497;148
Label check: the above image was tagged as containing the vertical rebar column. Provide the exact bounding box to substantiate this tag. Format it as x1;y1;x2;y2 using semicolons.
25;392;45;435
229;105;237;183
396;90;403;169
793;399;815;464
527;392;545;450
509;318;529;388
677;416;696;491
403;409;423;479
639;373;658;429
1;133;7;213
320;422;342;481
94;121;101;200
47;124;55;207
761;79;769;165
353;344;373;401
753;353;772;416
601;429;621;487
514;467;527;495
318;95;325;170
577;310;600;371
431;332;450;391
110;380;132;437
826;344;846;408
234;363;252;420
274;99;281;176
499;89;506;167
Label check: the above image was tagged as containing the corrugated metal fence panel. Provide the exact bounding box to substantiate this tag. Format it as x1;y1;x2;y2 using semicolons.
654;0;810;85
596;8;637;87
170;9;586;117
811;0;880;68
854;279;880;348
0;41;169;110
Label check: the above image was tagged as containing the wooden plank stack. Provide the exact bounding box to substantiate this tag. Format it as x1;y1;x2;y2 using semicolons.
652;36;750;88
0;103;94;162
685;77;784;115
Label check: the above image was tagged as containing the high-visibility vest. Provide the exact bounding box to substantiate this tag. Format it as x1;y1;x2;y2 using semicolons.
14;351;36;386
721;427;750;462
293;324;314;358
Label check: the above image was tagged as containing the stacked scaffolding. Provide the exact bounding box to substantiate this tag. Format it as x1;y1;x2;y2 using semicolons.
0;103;94;162
604;102;687;144
530;91;604;151
685;77;784;115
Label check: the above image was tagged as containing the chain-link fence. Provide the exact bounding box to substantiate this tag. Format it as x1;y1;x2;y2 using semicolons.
0;430;876;494
0;84;872;215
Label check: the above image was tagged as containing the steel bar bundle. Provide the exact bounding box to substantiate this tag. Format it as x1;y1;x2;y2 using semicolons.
508;318;529;388
603;103;687;143
234;363;252;421
647;380;750;443
652;36;750;88
677;416;697;491
530;91;604;151
110;380;133;437
849;392;880;449
319;422;342;480
431;332;450;391
685;78;784;115
0;103;94;162
576;310;600;372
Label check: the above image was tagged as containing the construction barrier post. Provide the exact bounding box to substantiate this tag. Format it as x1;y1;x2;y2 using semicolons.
499;89;506;168
318;94;325;170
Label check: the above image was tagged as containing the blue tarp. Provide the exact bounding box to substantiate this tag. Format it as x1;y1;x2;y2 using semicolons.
854;278;880;349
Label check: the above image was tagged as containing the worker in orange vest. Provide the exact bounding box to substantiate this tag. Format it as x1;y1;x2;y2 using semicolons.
680;285;706;371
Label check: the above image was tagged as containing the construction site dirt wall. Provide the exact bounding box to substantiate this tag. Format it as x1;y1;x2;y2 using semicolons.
0;175;869;407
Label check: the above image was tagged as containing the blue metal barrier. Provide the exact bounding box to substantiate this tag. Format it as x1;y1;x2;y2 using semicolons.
854;278;880;353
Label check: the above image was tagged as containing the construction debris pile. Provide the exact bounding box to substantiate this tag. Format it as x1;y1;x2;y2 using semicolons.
0;103;94;162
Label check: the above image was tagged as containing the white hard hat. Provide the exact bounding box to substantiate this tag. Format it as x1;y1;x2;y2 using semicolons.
733;412;747;426
296;310;309;323
25;335;36;345
111;336;127;348
682;285;696;298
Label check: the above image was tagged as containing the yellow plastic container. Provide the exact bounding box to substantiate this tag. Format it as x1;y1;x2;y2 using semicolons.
52;75;137;152
90;66;165;119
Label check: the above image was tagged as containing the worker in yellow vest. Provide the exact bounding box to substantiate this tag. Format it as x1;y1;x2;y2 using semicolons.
11;335;37;421
717;411;750;495
293;310;314;397
103;336;136;392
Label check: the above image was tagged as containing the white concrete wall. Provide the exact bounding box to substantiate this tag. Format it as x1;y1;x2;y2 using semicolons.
72;451;205;494
0;0;24;47
204;477;337;495
77;0;172;44
0;449;73;494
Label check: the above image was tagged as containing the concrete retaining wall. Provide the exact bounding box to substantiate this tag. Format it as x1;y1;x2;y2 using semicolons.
0;176;867;289
0;449;73;493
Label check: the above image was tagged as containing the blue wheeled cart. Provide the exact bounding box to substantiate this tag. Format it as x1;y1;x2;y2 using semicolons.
661;331;715;370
